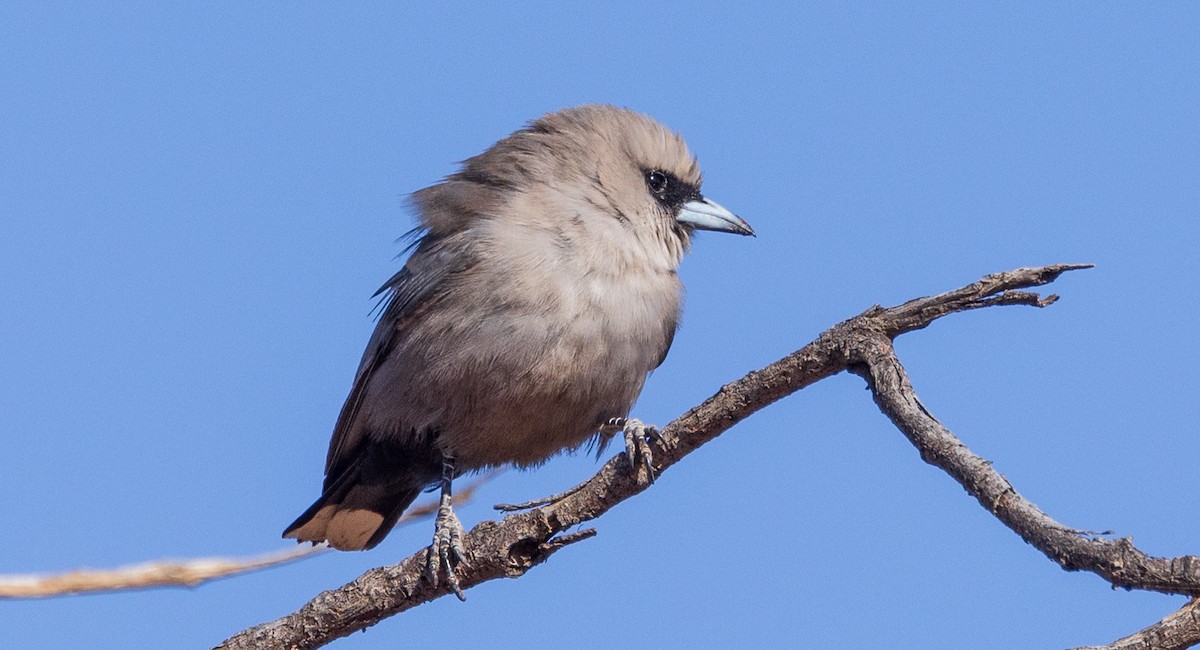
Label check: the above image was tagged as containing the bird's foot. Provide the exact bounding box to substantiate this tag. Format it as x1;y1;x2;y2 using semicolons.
606;417;662;485
427;500;468;601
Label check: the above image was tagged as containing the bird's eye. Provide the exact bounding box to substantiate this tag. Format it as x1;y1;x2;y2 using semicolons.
646;170;668;195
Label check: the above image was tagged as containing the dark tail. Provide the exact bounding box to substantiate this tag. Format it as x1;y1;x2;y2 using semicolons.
283;457;424;551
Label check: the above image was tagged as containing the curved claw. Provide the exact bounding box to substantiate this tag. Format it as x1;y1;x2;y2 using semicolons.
427;501;468;600
617;418;658;485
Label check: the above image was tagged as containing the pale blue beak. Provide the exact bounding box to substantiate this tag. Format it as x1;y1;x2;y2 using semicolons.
676;197;755;236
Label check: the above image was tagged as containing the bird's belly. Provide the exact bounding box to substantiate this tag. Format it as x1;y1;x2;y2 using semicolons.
441;328;651;466
432;271;679;468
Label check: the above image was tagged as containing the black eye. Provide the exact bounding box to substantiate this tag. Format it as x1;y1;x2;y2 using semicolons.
646;170;668;195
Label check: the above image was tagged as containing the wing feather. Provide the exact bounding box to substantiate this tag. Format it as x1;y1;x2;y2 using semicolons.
322;233;472;481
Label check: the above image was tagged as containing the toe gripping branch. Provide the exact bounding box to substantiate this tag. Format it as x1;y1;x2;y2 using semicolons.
609;417;664;485
428;455;468;600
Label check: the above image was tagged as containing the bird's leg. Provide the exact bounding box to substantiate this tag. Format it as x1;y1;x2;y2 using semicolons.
427;454;467;601
605;417;663;485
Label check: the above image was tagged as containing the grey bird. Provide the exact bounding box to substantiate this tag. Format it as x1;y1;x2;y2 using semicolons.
283;104;753;595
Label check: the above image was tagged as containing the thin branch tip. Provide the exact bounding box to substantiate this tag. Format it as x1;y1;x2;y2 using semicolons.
1039;262;1095;279
1038;293;1060;307
544;528;598;551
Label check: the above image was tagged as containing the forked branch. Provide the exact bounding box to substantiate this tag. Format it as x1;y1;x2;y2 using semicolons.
219;263;1200;650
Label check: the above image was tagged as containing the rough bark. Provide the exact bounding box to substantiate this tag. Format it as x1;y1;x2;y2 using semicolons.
218;263;1200;650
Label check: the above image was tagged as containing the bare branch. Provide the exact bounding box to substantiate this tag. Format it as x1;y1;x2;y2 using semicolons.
219;262;1200;650
0;474;496;599
864;263;1094;336
848;340;1200;595
1075;599;1200;650
0;546;323;599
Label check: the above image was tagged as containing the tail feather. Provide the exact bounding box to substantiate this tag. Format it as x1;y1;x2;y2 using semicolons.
283;459;423;551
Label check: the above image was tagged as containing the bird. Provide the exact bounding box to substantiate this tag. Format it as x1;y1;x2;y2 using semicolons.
283;104;754;597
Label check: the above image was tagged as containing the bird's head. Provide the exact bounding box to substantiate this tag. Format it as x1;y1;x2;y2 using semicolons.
414;104;753;269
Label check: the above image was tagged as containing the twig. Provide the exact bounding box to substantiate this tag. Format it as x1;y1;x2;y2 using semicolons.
0;545;323;599
0;474;495;599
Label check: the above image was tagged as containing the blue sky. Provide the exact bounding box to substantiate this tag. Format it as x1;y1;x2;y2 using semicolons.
3;3;1199;648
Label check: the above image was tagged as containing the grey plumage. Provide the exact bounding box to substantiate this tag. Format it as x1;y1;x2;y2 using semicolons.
284;105;753;562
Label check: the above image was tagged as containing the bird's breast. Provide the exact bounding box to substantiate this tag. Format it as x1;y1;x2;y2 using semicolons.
365;217;684;469
441;222;682;466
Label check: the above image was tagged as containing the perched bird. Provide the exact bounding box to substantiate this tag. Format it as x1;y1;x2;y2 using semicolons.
284;104;753;595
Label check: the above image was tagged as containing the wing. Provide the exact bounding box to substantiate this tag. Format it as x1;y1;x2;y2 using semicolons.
653;310;678;370
322;232;472;481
